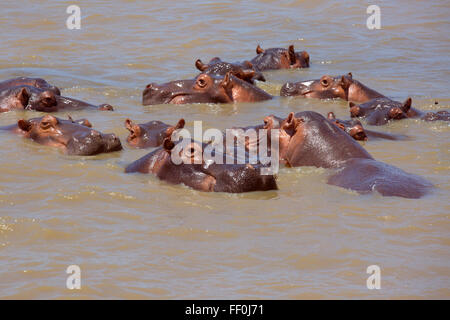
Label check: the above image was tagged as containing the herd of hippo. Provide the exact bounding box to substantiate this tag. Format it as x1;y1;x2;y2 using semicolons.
1;44;448;198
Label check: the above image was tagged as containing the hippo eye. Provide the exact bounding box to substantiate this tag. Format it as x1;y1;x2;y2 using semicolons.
40;121;51;130
196;78;207;88
321;78;329;87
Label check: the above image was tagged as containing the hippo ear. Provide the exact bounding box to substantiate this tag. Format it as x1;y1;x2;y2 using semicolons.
17;119;31;132
402;97;412;112
175;118;185;129
288;45;296;63
163;137;175;152
340;75;352;89
263;116;274;129
221;72;233;90
327;112;336;119
349;102;361;117
301;51;310;65
124;119;135;131
166;118;186;137
256;44;264;54
347;72;353;80
16;87;30;105
195;59;208;72
281;112;295;129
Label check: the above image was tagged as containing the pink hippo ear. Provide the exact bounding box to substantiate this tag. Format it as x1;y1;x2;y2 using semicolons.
256;44;265;54
195;59;208;72
166;118;186;137
402;97;412;112
327;112;336;119
124;119;141;137
17;119;32;132
220;71;233;90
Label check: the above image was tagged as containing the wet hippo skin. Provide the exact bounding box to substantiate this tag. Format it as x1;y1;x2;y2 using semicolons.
349;97;450;125
278;111;432;198
142;71;272;105
327;112;409;141
195;57;266;84
125;137;278;193
1;115;122;155
124;118;185;148
280;72;385;103
250;44;309;71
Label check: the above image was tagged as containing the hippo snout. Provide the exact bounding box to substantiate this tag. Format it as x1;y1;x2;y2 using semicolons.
104;133;122;152
66;131;122;155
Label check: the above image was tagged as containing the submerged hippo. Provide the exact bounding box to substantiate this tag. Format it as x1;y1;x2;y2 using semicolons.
142;71;272;105
280;73;385;103
124;118;185;148
0;77;61;95
125;137;278;193
349;98;450;125
250;44;310;71
277;111;432;198
327;112;409;141
1;115;122;155
0;84;113;113
0;85;58;112
195;57;266;84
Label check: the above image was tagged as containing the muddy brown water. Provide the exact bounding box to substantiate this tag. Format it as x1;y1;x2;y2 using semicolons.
0;0;449;299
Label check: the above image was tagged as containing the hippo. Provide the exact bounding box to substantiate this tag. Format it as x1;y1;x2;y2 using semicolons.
0;85;58;112
0;77;61;95
349;98;450;125
124;118;185;148
125;137;278;193
327;112;409;141
142;71;272;105
280;72;385;103
1;115;122;155
55;95;114;111
278;111;432;198
250;44;310;71
0;85;113;113
195;57;266;84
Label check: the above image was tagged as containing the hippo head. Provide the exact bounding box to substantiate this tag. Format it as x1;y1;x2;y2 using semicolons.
142;72;272;105
126;136;277;193
349;97;412;125
31;78;61;96
195;58;266;84
278;111;372;168
327;112;368;141
281;73;353;99
252;44;310;70
17;115;122;155
25;86;58;112
124;118;185;148
2;86;58;112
